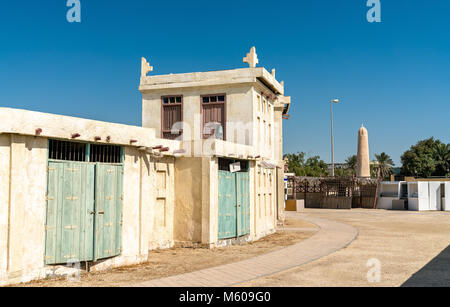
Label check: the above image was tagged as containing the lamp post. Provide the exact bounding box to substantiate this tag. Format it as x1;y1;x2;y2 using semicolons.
330;99;339;177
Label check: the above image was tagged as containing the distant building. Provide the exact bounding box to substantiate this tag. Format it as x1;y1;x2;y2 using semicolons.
327;163;349;173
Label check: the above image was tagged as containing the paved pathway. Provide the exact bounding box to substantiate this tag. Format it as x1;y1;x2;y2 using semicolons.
133;212;358;287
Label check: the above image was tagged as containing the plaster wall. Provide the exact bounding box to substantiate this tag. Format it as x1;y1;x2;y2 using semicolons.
173;156;218;247
173;157;203;243
253;165;277;238
174;157;275;247
0;134;47;285
0;134;176;285
274;105;285;223
142;84;254;146
378;197;395;210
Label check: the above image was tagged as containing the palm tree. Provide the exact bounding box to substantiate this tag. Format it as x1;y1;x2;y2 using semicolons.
374;152;395;180
345;155;357;175
434;143;450;177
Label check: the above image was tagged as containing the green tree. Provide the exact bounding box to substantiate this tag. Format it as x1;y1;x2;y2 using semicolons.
345;155;357;175
400;137;448;178
284;152;328;177
304;156;329;177
373;152;395;180
433;143;450;177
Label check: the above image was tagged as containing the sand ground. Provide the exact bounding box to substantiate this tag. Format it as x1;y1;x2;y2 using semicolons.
240;209;450;287
17;217;317;287
14;209;450;287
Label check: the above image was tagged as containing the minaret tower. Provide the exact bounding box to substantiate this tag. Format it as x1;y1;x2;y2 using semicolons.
357;125;370;178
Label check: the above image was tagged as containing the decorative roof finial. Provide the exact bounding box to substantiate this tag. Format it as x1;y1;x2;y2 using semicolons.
141;57;153;80
243;47;259;68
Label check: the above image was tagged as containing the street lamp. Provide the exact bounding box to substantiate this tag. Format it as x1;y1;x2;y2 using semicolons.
330;99;339;177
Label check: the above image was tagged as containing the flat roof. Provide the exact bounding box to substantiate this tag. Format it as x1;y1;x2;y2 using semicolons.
139;67;284;95
0;107;180;150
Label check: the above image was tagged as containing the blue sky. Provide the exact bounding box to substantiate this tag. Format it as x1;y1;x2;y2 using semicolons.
1;1;449;165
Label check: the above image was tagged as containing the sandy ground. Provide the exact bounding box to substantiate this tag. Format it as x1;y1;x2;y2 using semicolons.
240;209;450;287
16;218;318;287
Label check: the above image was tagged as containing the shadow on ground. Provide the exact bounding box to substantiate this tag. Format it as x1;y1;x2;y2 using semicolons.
402;245;450;287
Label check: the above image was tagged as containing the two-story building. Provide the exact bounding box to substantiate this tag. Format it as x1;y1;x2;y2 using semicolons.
0;47;291;285
140;47;290;247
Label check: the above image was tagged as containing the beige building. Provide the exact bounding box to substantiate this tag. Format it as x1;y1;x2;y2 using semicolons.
0;47;291;285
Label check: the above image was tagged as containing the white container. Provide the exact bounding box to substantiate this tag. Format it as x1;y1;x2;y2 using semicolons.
444;182;450;211
428;182;442;211
377;181;404;210
296;200;305;212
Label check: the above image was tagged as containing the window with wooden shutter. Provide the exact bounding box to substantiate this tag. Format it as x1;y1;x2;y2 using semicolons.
201;94;226;140
161;95;183;140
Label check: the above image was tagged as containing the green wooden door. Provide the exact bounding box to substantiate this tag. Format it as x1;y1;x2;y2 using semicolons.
94;164;123;260
45;161;123;264
218;171;237;239
45;161;95;264
237;172;250;236
218;170;250;240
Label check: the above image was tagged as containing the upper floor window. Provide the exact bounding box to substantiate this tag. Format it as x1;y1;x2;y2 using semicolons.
161;95;183;140
201;94;226;140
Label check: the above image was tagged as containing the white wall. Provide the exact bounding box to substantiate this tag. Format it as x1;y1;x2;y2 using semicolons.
408;181;445;211
443;182;450;211
428;182;441;211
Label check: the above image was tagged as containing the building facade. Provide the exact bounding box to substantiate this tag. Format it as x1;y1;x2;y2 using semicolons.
0;47;291;285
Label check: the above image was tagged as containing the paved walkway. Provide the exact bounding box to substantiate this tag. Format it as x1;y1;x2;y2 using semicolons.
133;212;358;287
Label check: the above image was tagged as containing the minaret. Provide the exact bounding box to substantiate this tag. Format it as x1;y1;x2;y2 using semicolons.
357;125;370;178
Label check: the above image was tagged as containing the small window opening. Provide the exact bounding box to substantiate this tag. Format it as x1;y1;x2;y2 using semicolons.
49;139;86;161
90;144;122;163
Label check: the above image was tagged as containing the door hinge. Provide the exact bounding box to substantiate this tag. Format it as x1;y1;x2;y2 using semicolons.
65;196;79;201
63;254;78;259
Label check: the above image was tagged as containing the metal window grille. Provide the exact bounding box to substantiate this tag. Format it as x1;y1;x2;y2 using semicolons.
90;144;122;163
48;139;86;161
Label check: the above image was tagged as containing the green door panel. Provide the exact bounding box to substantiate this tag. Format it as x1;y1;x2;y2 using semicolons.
237;172;250;236
218;170;250;240
45;161;123;265
94;164;123;260
45;162;95;264
218;171;237;239
44;162;62;264
115;167;123;256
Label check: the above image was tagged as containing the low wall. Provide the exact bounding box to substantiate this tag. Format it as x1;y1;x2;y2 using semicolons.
321;197;352;209
297;193;322;208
